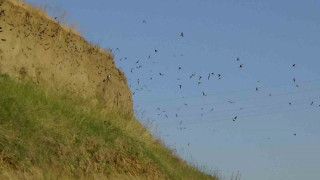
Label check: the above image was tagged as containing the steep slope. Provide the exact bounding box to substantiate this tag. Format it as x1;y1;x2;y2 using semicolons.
0;0;133;114
0;0;218;179
0;75;217;179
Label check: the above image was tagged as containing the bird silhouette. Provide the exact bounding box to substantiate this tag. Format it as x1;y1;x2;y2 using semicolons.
293;78;296;82
240;64;243;68
256;87;259;91
233;116;237;121
237;57;240;61
311;101;314;105
155;49;158;53
202;91;207;96
179;85;182;89
159;73;164;76
180;32;184;37
190;73;195;79
199;76;202;80
179;67;182;70
142;20;147;24
136;60;139;64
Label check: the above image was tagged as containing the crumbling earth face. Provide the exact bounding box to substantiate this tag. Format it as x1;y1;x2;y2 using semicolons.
0;0;133;115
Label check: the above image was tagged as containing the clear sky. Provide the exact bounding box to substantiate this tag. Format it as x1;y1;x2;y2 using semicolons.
26;0;320;179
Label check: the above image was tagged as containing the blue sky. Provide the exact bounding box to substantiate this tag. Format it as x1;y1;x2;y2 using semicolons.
26;0;320;179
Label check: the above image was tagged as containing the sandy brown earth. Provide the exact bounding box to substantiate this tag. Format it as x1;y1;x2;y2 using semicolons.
0;0;133;114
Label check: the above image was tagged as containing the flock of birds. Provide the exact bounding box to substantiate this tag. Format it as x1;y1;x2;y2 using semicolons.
109;20;319;138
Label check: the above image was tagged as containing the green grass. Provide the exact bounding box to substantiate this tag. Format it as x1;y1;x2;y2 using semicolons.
0;74;218;179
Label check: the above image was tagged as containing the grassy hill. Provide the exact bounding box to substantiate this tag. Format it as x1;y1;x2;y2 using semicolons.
0;74;217;179
0;0;218;178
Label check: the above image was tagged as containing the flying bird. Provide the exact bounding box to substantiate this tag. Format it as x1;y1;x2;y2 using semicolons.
179;67;182;70
198;82;201;86
142;20;147;24
311;101;314;106
240;64;243;68
190;73;195;79
293;78;296;82
199;76;202;80
179;85;182;89
233;116;237;121
159;73;164;76
155;49;158;53
292;64;296;68
237;57;240;61
136;60;139;64
180;32;184;37
256;87;259;91
202;91;207;96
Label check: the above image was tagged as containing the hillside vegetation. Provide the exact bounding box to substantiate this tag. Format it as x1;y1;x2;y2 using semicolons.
0;75;217;179
0;0;218;179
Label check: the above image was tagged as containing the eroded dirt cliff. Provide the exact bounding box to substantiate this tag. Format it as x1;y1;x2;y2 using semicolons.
0;0;133;114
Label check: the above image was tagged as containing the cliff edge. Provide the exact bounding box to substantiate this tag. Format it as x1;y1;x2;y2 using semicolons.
0;0;133;114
